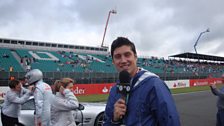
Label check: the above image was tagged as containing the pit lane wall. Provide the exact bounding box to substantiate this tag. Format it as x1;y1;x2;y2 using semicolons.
0;78;223;98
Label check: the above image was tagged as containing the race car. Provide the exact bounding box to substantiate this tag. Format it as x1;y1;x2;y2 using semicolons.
0;97;105;126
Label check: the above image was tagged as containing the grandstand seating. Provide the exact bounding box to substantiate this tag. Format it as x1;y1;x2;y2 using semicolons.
0;47;223;77
0;48;24;72
16;49;33;58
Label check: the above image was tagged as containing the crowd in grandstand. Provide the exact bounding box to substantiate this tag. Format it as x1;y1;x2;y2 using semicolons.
1;48;223;75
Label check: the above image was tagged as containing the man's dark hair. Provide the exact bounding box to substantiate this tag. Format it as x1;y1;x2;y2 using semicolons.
110;37;137;59
9;80;20;89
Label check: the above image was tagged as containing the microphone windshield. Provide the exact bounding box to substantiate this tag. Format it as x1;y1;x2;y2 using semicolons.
119;70;131;84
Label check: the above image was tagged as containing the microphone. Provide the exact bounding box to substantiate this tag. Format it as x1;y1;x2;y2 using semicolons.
117;70;131;104
116;70;131;125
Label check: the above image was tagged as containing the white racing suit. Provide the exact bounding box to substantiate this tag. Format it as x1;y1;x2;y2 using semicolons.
2;87;31;118
34;80;53;126
51;89;79;126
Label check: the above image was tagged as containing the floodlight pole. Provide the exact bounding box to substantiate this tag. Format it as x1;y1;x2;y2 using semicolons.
194;28;210;54
101;10;117;47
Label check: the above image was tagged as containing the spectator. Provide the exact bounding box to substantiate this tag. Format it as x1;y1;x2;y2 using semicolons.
2;53;9;58
210;83;224;126
9;66;13;72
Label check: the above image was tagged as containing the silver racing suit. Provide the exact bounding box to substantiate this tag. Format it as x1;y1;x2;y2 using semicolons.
34;80;53;126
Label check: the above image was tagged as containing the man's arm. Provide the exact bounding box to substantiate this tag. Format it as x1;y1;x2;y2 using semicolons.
34;88;44;120
21;87;30;94
210;84;218;95
103;86;123;126
210;84;224;98
53;89;79;110
152;79;180;126
8;90;31;104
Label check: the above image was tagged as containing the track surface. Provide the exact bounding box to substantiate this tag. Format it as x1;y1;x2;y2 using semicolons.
174;90;217;126
0;90;218;126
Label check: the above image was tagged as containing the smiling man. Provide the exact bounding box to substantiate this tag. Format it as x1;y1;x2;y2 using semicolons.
103;37;180;126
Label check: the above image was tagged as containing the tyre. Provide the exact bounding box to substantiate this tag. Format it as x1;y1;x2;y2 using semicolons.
94;112;104;126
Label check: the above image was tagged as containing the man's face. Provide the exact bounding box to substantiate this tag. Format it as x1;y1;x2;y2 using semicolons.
15;82;22;92
112;45;138;77
20;79;26;85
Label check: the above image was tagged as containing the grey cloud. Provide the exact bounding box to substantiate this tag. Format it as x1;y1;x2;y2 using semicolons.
0;0;223;58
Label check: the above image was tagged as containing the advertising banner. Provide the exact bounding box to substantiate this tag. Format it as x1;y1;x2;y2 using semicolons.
0;87;9;100
165;80;190;89
73;83;115;95
190;78;223;87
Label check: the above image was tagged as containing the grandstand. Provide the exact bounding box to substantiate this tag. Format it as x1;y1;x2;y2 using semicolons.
0;38;223;86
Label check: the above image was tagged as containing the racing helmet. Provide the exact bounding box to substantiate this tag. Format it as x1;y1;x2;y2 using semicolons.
25;69;43;85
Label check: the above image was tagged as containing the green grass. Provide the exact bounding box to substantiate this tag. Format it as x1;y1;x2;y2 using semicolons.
0;84;222;103
171;85;210;94
171;84;223;94
77;94;109;102
77;84;223;102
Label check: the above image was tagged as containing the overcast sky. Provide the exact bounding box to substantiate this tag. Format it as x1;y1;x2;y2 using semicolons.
0;0;223;58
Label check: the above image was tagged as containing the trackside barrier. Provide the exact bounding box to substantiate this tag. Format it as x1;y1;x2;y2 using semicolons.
165;80;190;89
189;78;223;87
0;87;9;100
0;78;222;98
74;80;191;95
73;78;222;95
73;83;114;96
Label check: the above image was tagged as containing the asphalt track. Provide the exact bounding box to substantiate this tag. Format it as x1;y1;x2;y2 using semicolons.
0;90;217;126
173;90;217;126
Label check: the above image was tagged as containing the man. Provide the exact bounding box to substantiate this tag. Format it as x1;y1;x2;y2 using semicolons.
25;69;53;126
1;79;32;126
19;77;29;87
210;82;224;126
103;37;180;126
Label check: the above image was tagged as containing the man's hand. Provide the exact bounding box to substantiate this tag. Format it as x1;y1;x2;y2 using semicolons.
37;121;41;126
35;117;42;126
28;85;35;92
210;83;217;89
113;98;127;122
59;86;65;95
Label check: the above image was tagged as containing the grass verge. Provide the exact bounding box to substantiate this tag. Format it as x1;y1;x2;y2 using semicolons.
0;84;222;103
77;84;223;102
